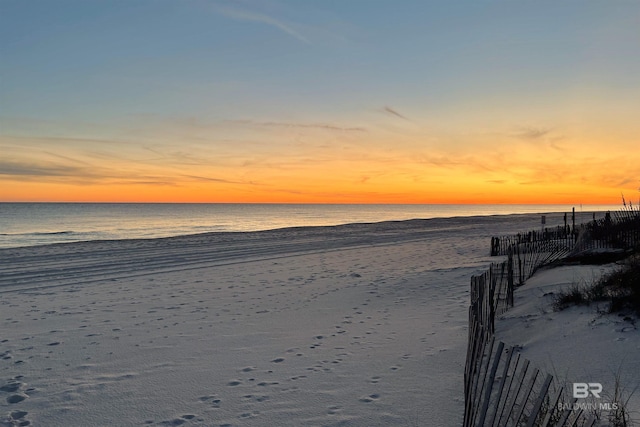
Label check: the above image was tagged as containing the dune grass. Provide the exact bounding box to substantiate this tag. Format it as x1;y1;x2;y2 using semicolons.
553;255;640;316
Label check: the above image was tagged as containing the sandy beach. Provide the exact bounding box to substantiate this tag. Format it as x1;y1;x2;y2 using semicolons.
3;213;619;426
2;216;534;427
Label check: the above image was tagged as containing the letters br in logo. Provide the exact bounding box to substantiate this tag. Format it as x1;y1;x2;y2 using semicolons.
573;383;602;398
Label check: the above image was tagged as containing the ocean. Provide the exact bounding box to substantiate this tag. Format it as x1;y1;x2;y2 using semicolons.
0;203;620;248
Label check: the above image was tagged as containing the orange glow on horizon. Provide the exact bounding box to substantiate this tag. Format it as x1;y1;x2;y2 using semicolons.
0;179;630;205
2;112;638;205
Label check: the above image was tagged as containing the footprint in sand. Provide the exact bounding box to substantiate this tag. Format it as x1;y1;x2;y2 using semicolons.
0;381;23;393
4;409;31;426
10;410;28;420
6;393;27;404
159;415;198;426
359;393;380;403
239;411;259;419
243;394;270;403
256;381;279;387
327;405;342;415
198;395;222;408
2;378;31;406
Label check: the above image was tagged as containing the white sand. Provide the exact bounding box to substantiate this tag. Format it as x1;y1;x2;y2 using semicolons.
495;263;640;421
0;214;579;426
0;215;604;426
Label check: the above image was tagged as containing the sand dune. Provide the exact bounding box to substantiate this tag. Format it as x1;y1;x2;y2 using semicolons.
495;264;640;419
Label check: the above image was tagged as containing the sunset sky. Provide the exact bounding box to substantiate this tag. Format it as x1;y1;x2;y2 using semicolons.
1;0;639;203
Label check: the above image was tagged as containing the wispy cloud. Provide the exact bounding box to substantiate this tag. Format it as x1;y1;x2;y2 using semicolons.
214;4;310;44
0;160;85;178
42;151;94;166
382;106;410;121
0;159;178;187
502;126;566;152
182;174;249;185
109;178;178;187
519;180;545;186
417;154;497;174
512;126;551;140
615;178;638;187
418;154;462;168
226;119;366;132
2;134;130;146
506;153;640;191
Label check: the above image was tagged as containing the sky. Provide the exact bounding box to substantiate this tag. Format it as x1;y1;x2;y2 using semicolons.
1;0;639;204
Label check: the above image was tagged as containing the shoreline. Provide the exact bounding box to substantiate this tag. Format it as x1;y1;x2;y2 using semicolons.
1;204;619;249
0;210;602;251
0;218;477;295
1;214;579;295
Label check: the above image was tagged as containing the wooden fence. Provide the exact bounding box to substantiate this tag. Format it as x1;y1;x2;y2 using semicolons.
586;214;640;254
469;262;513;336
509;242;573;287
491;226;573;257
465;268;598;427
462;209;640;426
491;211;640;258
464;332;597;427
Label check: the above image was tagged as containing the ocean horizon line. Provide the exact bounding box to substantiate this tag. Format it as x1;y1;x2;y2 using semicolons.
0;203;622;249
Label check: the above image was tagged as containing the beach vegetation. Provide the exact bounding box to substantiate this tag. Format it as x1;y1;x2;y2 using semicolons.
606;365;638;427
553;282;589;310
554;197;640;314
553;255;640;316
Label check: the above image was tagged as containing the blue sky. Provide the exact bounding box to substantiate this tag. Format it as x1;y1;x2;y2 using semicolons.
4;0;637;121
1;0;639;202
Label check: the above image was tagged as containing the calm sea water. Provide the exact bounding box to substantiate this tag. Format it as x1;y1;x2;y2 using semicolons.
0;203;620;248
